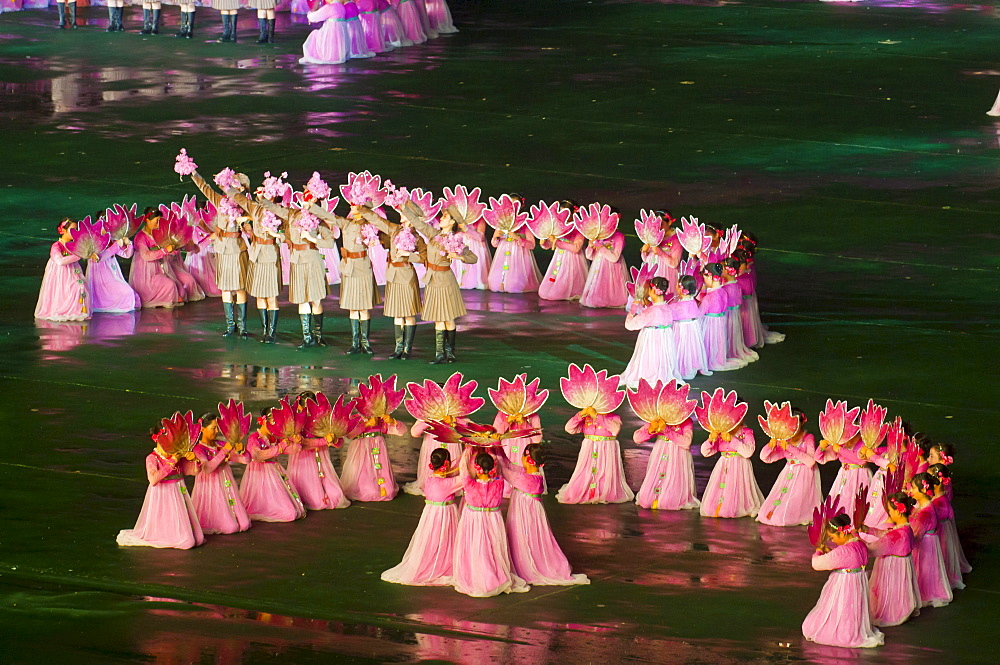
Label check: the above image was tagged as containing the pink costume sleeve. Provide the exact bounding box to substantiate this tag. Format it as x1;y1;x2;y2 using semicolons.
135;234;167;261
734;427;756;458
411;420;430;437
145;453;177;485
518;232;535;250
307;3;339;22
633;423;655;445
51;243;82;266
701;437;720;458
564;413;585;435
625;302;672;331
910;505;938;539
785;434;819;467
672;420;694;449
384;418;408;436
811;540;864;571
868;451;890;469
116;239;135;260
585;414;621;438
490;229;502;248
759;441;787;464
555;233;585;253
492;412;510;435
248;433;282;463
597;233;624;262
583;240;597;261
462;222;485;242
666;238;683;266
814;442;838;464
200;446;229;475
868;527;902;558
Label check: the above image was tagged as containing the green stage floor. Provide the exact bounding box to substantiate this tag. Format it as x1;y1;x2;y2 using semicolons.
0;1;998;662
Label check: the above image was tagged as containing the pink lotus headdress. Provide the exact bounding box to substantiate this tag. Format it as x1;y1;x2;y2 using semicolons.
859;399;889;450
268;397;307;443
217;399;251;453
103;203;141;241
625;262;658;307
526;200;573;241
721;224;742;256
635;209;665;247
482;194;529;234
305;392;363;447
65;216;112;260
627;378;697;435
340;170;388;208
154;411;200;461
560;363;625;417
408;188;443;221
818;399;861;449
440;185;487;225
405;372;485;423
758;401;801;446
678;257;700;278
488;374;549;421
151;211;194;251
676;216;712;256
354;374;406;427
808;496;848;549
695;388;748;441
572;202;619;242
883;417;907;467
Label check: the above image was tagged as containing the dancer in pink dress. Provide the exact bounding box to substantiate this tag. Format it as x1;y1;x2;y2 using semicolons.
117;414;206;550
670;275;711;379
382;448;463;586
501;445;589;586
927;443;971;579
183;226;223;299
485;194;542;293
490;374;546;481
819;436;873;509
699;263;743;372
908;473;952;608
757;405;822;527
88;238;141;313
527;200;587;301
340;374;405;501
379;0;411;48
424;0;457;34
556;364;634;505
736;237;785;346
190;412;251;535
722;258;758;364
630;379;700;511
801;513;885;648
237;409;307;523
927;464;965;590
636;210;682;291
697;388;763;518
343;1;377;58
285;392;353;511
580;231;628;309
129;211;183;308
452;448;530;597
867;493;921;627
620;276;680;390
35;220;92;322
442;186;490;290
301;2;351;65
393;0;428;44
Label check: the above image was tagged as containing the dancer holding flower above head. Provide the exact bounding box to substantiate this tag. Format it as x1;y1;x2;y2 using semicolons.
699;262;743;372
630;379;700;511
286;392;358;511
403;372;485;496
756;402;821;527
864;417;907;531
340;374;407;502
926;464;966;590
485;194;541;294
908;472;952;608
117;412;206;550
190;405;252;535
698;388;764;518
556;364;633;505
529;200;589;302
35;218;93;322
237;402;307;523
576;203;629;309
441;185;490;290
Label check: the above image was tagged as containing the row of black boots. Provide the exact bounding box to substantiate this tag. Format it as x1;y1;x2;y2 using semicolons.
56;7;275;44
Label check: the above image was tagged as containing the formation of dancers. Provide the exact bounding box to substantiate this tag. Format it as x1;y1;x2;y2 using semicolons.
35;153;784;369
46;0;456;49
117;365;970;643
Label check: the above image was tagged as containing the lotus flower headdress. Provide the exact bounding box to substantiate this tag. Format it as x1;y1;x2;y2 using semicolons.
560;363;625;417
572;202;619;242
808;496;848;549
340;171;388;208
489;374;549;421
859;399;889;450
526;200;573;241
354;374;406;431
424;419;540;449
694;388;748;441
627;378;697;435
103;203;141;241
305;392;363;446
677;216;712;256
818;400;861;449
155;411;200;461
482;194;529;234
758;401;801;446
65;216;112;260
405;372;485;423
440;185;486;225
635;209;665;248
216;399;251;453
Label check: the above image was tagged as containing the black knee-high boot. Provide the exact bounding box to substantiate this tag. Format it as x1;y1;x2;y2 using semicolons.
298;313;316;349
312;313;326;346
106;6;117;32
176;10;188;37
258;309;269;343
346;319;362;354
267;17;275;43
445;329;457;363
222;302;236;336
401;324;416;360
266;309;279;343
229;13;238;42
140;8;152;34
115;6;125;31
185;11;195;38
389;324;404;359
359;319;374;355
151;8;161;34
57;2;67;29
429;329;447;364
220;13;230;42
235;302;251;338
256;17;268;44
68;2;77;28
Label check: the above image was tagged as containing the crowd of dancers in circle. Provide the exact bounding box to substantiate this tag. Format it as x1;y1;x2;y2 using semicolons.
46;0;456;51
34;150;784;371
117;364;970;646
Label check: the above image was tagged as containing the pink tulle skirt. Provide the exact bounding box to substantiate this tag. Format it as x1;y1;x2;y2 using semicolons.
864;467;892;530
286;448;351;510
453;236;491;289
507;491;589;585
702;314;739;371
382;500;459;585
538;247;588;301
369;241;388;285
191;465;251;535
726;306;758;362
346;16;376;58
280;243;291;285
941;516;972;578
424;0;457;34
170;258;205;303
239;461;307;522
634;439;699;511
452;506;530;597
700;453;764;518
674;319;710;379
740;294;759;348
88;257;140;313
555;438;634;505
757;461;821;526
359;8;390;53
912;533;953;607
487;240;541;293
340;435;399;501
117;480;205;549
802;570;885;648
828;465;872;511
35;259;90;322
579;257;628;309
619;325;680;390
301;19;350;66
380;4;412;47
395;0;427;46
869;554;921;627
403;436;463;496
748;292;784;345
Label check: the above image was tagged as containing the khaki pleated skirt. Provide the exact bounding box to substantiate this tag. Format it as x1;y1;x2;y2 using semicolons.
210;0;241;10
383;276;422;318
289;254;329;304
421;272;466;322
340;265;382;310
216;251;249;292
248;0;276;8
249;257;280;299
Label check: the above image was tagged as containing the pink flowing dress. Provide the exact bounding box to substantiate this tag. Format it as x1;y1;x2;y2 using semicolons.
743;262;785;345
494;412;543;498
402;419;465;496
580;232;629;309
424;0;457;34
117;453;205;549
619;301;679;390
379;0;412;48
503;462;589;586
301;4;351;65
868;524;921;627
393;0;428;45
700;427;764;518
669;297;710;379
190;443;251;535
757;433;822;526
87;241;140;313
35;241;91;321
819;445;872;510
641;235;681;292
340;422;403;502
556;413;634;505
699;286;741;371
488;229;541;293
237;433;307;523
538;231;588;301
910;504;953;607
343;2;376;58
129;232;182;308
931;494;966;589
452;220;491;289
357;0;390;53
452;470;530;597
634;419;700;511
167;253;205;303
724;280;757;363
183;229;222;298
939;483;972;576
863;455;892;530
801;539;885;648
382;474;463;585
737;271;759;348
286;438;351;510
